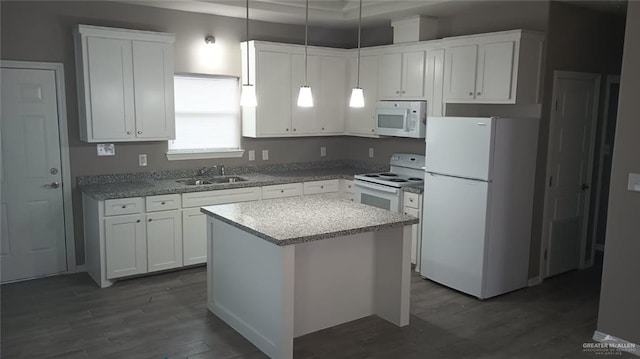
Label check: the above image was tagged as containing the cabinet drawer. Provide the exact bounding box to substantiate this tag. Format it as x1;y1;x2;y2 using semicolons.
146;194;181;212
404;192;420;209
342;179;355;194
344;193;356;202
303;180;340;195
182;187;261;208
262;183;303;200
104;197;144;216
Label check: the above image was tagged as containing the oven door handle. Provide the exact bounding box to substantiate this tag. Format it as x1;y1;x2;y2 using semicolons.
354;181;400;194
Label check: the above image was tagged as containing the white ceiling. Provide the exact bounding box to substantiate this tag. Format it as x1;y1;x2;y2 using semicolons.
123;0;627;27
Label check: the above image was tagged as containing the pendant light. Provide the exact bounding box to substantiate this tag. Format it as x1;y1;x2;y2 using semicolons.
349;0;364;108
297;0;314;107
240;0;257;107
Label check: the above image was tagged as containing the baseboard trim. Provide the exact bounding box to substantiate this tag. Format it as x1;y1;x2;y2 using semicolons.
74;264;87;273
528;276;542;287
593;330;640;356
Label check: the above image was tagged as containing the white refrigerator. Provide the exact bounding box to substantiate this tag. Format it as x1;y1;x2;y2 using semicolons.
420;116;539;299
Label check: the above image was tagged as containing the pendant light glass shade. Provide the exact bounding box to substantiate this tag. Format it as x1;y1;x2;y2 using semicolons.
350;0;364;108
349;87;364;108
298;0;314;108
240;84;257;107
297;85;314;107
241;0;257;107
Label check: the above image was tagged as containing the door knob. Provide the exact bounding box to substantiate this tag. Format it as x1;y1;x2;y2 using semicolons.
45;181;60;189
581;184;590;191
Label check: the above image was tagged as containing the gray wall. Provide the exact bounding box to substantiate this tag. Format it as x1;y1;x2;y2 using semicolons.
597;0;640;345
0;0;356;264
528;1;626;279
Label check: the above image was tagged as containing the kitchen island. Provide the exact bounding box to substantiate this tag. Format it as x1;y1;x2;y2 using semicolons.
201;195;418;359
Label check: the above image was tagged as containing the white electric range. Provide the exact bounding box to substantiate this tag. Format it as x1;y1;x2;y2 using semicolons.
353;154;425;213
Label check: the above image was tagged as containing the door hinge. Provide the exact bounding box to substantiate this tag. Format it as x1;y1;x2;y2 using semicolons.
549;176;553;187
554;99;559;112
544;249;548;261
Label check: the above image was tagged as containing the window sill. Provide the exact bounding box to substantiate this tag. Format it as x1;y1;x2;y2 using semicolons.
166;149;245;161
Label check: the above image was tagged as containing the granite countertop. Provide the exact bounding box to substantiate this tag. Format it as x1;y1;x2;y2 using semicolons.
79;164;383;200
201;195;419;246
403;186;424;194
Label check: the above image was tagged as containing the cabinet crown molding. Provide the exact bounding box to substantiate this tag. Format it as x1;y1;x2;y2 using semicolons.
76;24;175;43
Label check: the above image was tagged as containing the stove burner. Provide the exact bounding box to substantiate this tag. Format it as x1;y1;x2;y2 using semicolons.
379;173;398;177
389;178;408;182
364;174;380;177
408;177;423;181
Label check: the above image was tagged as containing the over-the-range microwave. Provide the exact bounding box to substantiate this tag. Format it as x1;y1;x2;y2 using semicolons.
375;100;427;138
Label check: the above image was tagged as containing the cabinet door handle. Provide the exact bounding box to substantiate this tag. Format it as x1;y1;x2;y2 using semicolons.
286;128;289;131
410;198;414;202
148;218;152;222
321;127;325;130
371;129;374;132
137;131;142;135
136;219;141;223
127;131;132;135
161;202;166;205
280;190;284;193
121;205;127;209
469;92;474;96
401;91;406;94
293;128;297;132
320;186;324;189
396;90;400;94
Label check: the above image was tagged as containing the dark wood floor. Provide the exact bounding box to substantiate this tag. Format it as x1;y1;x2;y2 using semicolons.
1;253;633;359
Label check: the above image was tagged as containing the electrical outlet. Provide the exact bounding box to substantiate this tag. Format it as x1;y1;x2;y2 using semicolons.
248;150;255;161
320;146;326;157
97;144;115;156
139;154;147;167
368;147;374;158
628;173;640;192
262;149;269;161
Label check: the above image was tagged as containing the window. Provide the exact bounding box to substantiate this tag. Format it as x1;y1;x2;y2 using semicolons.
166;75;244;160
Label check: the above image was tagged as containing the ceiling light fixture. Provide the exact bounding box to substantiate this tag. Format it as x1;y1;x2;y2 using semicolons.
240;0;257;107
205;35;215;44
297;0;313;107
349;0;364;108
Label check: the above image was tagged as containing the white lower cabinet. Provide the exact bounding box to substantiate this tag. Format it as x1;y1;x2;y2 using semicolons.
146;210;182;272
262;183;303;199
403;192;423;270
105;214;146;279
182;208;208;266
85;181;362;287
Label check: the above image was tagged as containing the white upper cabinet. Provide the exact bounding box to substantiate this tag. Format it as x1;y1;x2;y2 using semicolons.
242;41;347;138
347;55;379;137
443;30;544;104
379;51;425;99
74;25;175;142
424;49;445;117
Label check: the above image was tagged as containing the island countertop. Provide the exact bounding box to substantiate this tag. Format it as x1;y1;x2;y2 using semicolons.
201;195;419;246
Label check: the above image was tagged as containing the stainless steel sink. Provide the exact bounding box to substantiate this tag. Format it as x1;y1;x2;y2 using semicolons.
177;179;213;186
177;176;247;186
210;176;247;184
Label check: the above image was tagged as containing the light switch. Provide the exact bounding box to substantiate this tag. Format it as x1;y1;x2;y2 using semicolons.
262;149;269;161
628;173;640;192
97;144;115;156
320;146;326;157
368;147;374;158
139;154;147;167
248;150;255;161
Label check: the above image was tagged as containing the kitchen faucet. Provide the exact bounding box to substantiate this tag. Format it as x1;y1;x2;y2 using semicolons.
198;165;225;176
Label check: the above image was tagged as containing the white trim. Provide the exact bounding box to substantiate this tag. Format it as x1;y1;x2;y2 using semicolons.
76;24;175;43
166;149;245;161
593;331;640;356
0;60;77;273
527;276;542;287
540;71;601;280
590;75;620;262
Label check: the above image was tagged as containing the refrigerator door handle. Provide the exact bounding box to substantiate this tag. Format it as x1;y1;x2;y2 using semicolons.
426;172;490;183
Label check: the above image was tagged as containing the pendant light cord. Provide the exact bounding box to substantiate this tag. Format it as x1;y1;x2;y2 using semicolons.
304;0;309;85
356;0;362;88
246;0;250;86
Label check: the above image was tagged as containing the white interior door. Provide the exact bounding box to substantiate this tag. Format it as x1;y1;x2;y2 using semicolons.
1;67;67;282
543;72;600;278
